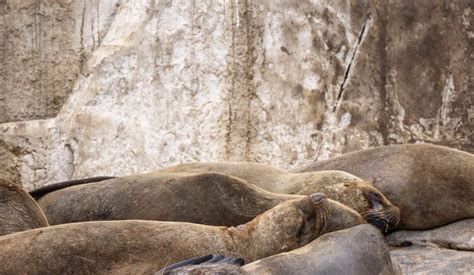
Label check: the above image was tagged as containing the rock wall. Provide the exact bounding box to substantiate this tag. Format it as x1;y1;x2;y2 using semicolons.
0;0;472;189
0;0;119;122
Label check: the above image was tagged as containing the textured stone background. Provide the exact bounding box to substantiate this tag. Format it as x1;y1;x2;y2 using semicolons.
0;0;472;189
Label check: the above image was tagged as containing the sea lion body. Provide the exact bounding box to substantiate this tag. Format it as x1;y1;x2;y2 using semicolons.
0;178;49;236
0;194;364;274
242;224;401;275
298;144;474;229
37;173;365;231
158;162;360;194
160;224;401;275
158;162;400;230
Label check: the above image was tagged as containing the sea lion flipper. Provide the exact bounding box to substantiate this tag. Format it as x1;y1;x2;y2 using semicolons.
158;254;245;274
29;176;116;199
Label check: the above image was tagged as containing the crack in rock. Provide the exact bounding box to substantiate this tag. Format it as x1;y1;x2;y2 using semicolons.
333;14;371;112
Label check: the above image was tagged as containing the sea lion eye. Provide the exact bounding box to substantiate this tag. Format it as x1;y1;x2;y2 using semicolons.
366;192;384;209
367;191;381;200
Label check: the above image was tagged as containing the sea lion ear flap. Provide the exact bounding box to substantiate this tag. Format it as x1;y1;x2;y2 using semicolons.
309;193;327;205
308;193;330;238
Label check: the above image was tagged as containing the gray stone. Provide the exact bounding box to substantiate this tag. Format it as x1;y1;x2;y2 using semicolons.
390;246;474;274
388;219;474;274
386;219;474;251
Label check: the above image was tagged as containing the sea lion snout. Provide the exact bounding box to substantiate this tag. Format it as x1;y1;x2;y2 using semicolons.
309;193;327;205
362;191;400;232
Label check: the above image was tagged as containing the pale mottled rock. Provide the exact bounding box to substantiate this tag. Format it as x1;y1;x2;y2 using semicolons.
0;0;118;122
0;0;472;188
0;141;21;184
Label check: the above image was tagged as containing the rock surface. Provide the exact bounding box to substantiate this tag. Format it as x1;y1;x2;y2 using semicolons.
390;246;474;274
0;0;119;122
387;219;474;274
0;0;472;188
386;218;474;251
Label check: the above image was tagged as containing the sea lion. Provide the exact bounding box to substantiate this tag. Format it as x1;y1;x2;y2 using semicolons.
0;193;365;274
157;162;400;230
37;172;368;231
0;178;49;236
159;224;402;275
297;144;474;230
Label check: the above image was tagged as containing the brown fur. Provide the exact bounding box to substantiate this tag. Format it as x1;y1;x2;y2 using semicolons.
37;173;364;232
0;178;49;236
158;163;399;230
165;225;402;275
0;194;364;274
298;144;474;230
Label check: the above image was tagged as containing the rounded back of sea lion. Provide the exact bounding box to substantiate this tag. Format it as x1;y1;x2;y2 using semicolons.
297;144;474;230
157;162;289;192
0;194;357;274
242;224;402;275
0;178;49;236
37;172;297;226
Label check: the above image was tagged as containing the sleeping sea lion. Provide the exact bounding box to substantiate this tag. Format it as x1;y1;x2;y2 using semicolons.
157;162;400;230
36;172;386;231
297;144;474;230
158;224;401;275
0;178;49;236
0;193;365;274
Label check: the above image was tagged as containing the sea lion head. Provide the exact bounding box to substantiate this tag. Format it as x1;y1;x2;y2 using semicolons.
361;190;400;233
223;193;332;262
320;180;400;232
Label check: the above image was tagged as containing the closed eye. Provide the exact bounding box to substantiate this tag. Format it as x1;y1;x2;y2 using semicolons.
367;192;384;209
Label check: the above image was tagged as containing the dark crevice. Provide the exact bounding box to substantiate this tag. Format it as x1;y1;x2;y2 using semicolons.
79;0;86;73
333;14;371;112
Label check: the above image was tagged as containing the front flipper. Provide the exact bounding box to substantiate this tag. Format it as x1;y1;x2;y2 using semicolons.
158;254;245;274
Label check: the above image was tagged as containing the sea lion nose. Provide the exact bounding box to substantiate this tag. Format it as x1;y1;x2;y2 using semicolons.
309;193;327;205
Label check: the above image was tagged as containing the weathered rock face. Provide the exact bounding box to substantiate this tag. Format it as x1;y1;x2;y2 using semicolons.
0;141;20;183
0;0;119;122
0;0;472;188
